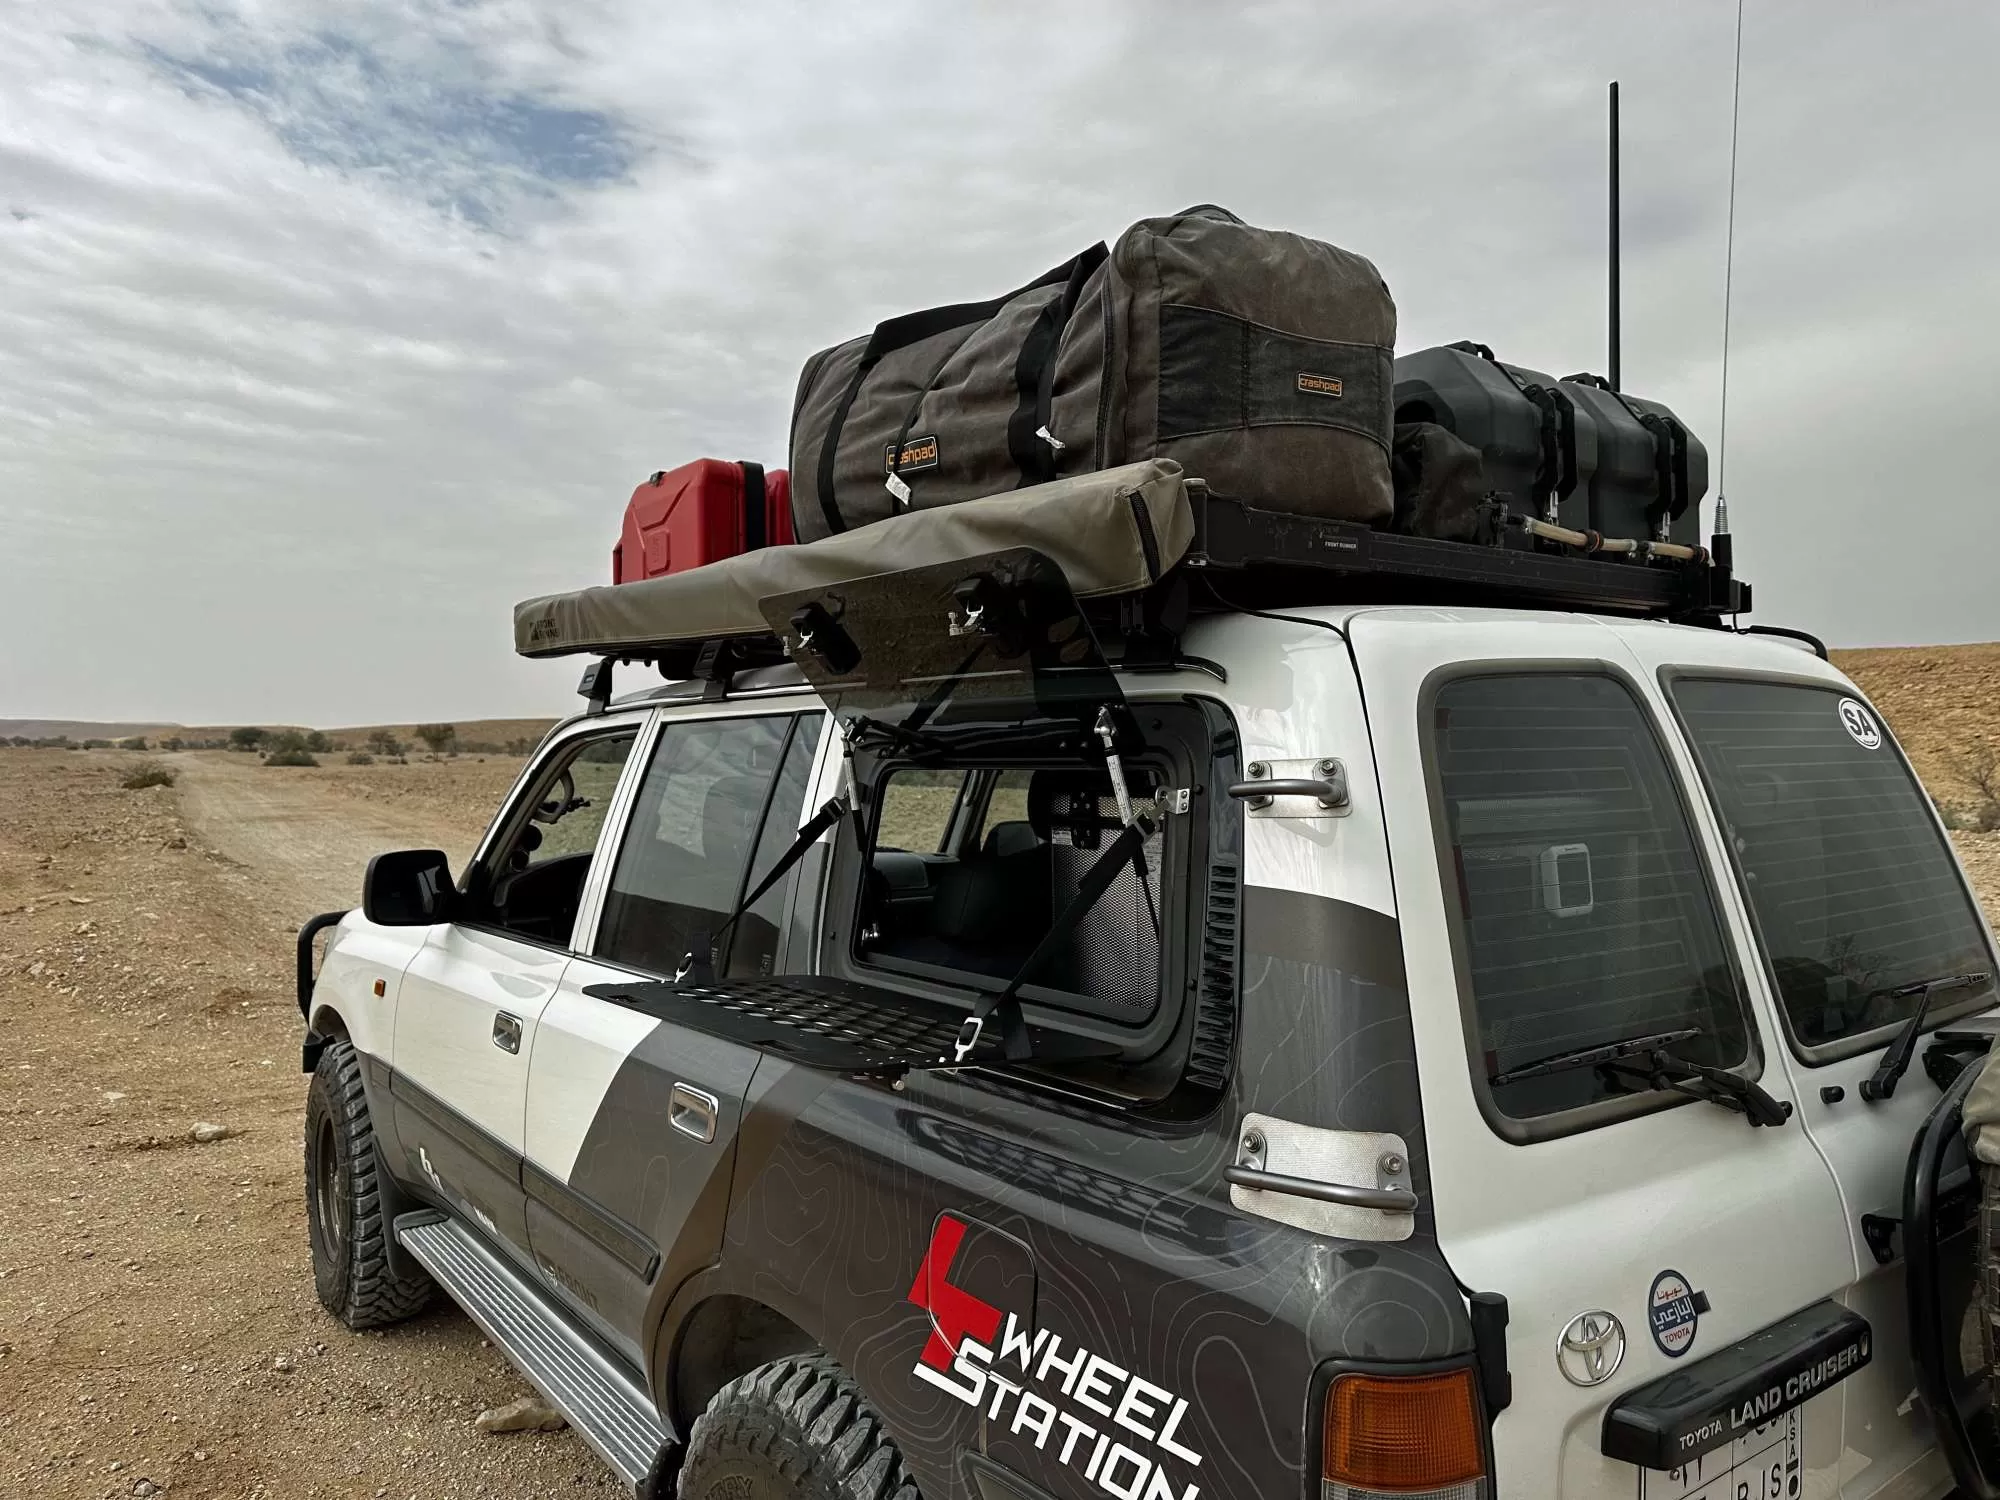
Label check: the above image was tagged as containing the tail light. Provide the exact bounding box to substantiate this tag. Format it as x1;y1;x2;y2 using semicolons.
1322;1367;1488;1499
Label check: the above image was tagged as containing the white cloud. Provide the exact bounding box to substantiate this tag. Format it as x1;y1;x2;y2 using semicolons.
0;0;1994;726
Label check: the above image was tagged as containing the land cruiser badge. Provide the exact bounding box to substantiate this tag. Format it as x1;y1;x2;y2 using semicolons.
1648;1269;1709;1358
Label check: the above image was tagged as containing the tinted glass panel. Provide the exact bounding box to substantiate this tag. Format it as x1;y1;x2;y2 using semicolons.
1433;674;1749;1122
595;716;790;977
730;716;825;978
1673;679;1996;1048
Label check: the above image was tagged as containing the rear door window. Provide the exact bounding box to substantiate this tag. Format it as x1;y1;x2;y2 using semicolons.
1430;672;1752;1129
595;715;805;979
1670;677;1997;1055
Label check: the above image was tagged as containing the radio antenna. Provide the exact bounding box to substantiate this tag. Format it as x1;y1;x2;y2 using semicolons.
1608;81;1621;392
1714;0;1746;538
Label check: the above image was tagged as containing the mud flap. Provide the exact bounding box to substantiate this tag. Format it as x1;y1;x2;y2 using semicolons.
1904;1049;2000;1497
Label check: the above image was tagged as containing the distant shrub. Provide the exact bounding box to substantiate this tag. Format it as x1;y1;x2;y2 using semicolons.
121;761;176;790
228;726;267;751
366;729;406;757
414;723;458;757
265;748;319;767
345;750;375;765
1946;743;2000;833
121;735;149;752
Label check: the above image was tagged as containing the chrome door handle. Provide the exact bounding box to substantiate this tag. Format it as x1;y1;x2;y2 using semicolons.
669;1082;719;1143
492;1012;522;1054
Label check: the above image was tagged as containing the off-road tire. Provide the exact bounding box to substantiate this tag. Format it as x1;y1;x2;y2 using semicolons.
679;1355;921;1500
305;1039;433;1329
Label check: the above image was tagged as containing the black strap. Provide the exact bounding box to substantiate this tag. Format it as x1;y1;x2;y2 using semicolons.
680;795;847;984
966;815;1154;1060
1006;243;1107;488
815;357;873;537
739;461;767;551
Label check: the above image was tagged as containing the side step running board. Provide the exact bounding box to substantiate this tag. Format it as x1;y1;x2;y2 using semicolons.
397;1212;675;1495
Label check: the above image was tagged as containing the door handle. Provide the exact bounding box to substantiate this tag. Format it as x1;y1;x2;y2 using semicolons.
492;1012;522;1054
669;1082;719;1143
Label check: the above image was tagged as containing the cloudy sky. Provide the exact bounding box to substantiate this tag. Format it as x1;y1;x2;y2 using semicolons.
2;1;1994;726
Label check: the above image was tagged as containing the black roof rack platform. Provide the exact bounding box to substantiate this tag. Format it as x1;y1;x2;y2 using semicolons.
1182;487;1748;622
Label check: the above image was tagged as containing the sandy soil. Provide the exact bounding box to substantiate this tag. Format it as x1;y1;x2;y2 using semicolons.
0;749;617;1500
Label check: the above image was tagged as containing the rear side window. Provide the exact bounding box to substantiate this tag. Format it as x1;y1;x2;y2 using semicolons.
1672;678;1996;1052
1431;673;1750;1126
595;715;802;979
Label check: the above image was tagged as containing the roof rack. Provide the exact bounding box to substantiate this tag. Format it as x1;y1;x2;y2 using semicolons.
523;462;1753;709
1179;484;1748;622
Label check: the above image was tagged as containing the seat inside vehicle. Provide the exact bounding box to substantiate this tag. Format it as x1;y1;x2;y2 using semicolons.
863;765;1164;1020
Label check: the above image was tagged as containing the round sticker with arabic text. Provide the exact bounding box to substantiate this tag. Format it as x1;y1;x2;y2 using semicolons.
1838;698;1883;750
1648;1269;1702;1358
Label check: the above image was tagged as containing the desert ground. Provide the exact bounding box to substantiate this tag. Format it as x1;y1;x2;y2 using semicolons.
0;748;619;1500
1;646;1996;1499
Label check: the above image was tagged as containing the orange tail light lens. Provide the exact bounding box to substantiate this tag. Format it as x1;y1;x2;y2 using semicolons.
1323;1367;1488;1496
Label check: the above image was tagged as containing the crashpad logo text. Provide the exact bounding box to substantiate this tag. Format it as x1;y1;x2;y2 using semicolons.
907;1216;1204;1500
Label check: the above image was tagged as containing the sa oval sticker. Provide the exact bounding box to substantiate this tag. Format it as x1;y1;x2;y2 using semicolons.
1648;1269;1707;1358
1838;698;1883;750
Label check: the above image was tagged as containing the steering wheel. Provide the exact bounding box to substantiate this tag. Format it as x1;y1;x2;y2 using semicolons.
533;768;575;824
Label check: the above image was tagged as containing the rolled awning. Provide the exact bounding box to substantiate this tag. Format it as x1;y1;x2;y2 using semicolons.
514;460;1193;659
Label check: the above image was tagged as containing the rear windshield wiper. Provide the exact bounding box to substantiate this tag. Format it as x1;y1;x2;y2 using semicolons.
1491;1028;1703;1086
1493;1027;1791;1128
1598;1046;1793;1128
1859;970;1994;1102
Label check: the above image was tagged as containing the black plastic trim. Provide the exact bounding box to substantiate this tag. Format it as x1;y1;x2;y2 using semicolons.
1601;1300;1872;1471
523;1160;661;1282
391;1068;521;1181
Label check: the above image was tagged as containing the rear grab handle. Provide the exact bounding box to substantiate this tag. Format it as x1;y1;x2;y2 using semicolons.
1222;1164;1418;1214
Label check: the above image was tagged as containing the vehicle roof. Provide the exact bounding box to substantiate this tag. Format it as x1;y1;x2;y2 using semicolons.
557;605;1841;732
1197;602;1836;672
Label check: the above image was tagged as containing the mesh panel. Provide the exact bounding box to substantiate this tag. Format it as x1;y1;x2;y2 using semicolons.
1042;786;1163;1019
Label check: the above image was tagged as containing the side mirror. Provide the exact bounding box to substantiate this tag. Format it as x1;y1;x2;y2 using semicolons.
362;849;456;926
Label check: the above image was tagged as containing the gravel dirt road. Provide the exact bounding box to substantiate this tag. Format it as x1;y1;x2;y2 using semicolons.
0;749;618;1500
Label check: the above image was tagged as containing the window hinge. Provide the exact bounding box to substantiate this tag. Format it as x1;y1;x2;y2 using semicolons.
1153;786;1192;816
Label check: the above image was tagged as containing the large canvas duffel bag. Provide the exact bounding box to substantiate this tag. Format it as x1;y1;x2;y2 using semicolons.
788;205;1396;542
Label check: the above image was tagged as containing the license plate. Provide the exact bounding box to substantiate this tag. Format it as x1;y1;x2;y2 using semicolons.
1640;1410;1801;1500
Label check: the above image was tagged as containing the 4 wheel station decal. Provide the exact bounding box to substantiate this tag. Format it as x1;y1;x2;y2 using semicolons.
907;1216;1205;1500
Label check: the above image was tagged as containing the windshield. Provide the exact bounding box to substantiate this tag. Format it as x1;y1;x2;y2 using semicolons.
1670;677;1998;1052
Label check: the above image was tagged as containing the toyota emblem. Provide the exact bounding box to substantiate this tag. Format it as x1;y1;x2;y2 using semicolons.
1557;1310;1627;1387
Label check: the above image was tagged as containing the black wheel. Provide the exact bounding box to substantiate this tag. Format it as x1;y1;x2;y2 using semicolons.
305;1038;433;1329
679;1356;921;1500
